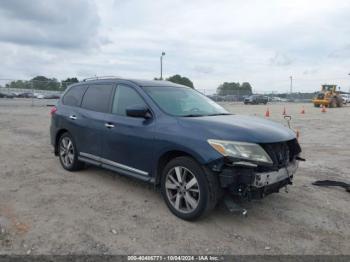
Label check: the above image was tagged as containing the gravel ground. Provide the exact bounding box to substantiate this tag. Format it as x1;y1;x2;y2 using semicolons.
0;99;349;255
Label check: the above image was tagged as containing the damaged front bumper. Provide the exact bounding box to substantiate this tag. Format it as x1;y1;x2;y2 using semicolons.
253;161;298;188
215;159;299;200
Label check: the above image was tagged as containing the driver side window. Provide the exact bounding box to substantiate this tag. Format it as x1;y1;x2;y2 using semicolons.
112;84;147;116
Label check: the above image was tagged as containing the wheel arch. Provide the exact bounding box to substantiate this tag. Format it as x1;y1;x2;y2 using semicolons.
54;129;69;155
154;150;204;186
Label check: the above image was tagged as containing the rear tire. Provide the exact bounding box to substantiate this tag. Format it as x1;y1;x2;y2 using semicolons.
336;97;343;107
161;156;220;221
58;132;84;171
329;98;337;108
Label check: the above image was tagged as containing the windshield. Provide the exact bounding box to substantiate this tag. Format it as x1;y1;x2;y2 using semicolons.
143;86;229;117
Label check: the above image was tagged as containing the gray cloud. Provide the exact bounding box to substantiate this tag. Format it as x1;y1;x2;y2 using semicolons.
328;44;350;59
193;65;215;74
0;0;100;49
1;0;350;93
269;53;293;66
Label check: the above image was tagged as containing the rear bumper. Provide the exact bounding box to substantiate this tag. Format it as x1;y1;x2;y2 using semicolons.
218;160;299;199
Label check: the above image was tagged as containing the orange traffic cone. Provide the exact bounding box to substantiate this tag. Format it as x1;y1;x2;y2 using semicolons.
321;105;326;113
300;106;305;114
282;107;286;115
265;108;270;117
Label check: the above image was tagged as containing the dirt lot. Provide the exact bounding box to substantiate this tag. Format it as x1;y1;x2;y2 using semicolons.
0;99;349;255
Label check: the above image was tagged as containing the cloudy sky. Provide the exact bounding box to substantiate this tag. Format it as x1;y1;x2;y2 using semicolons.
0;0;350;93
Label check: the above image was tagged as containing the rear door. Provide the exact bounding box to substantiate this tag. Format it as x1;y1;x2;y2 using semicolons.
78;83;114;159
59;84;88;152
101;83;156;179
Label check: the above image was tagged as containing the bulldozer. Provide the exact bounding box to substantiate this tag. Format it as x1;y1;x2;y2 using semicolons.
313;84;343;108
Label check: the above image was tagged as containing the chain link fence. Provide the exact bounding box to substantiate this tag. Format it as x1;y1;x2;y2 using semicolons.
196;88;315;103
0;79;317;107
0;79;77;106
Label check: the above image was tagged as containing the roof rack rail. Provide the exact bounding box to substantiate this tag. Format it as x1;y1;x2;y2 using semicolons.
82;76;122;82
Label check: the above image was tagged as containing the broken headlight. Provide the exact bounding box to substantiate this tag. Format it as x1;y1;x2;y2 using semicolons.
207;139;273;164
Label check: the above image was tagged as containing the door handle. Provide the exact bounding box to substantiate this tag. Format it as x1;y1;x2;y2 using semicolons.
69;115;77;120
105;123;115;128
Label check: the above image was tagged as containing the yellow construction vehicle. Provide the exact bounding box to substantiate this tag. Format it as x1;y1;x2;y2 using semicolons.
313;84;343;108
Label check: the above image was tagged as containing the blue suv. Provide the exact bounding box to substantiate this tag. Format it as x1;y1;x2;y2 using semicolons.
50;78;302;220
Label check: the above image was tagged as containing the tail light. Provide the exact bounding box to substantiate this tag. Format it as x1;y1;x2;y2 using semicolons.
50;106;57;116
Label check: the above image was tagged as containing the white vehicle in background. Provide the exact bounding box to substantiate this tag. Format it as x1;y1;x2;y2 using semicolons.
270;97;282;102
341;94;350;104
34;93;45;99
271;96;288;102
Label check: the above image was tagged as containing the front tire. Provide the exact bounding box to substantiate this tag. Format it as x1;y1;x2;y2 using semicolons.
161;156;219;220
58;132;84;171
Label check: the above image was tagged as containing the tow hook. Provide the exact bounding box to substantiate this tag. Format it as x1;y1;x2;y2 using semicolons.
284;115;300;139
284;115;292;128
223;196;248;217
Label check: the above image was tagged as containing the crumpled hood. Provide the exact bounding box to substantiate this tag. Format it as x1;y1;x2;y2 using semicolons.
178;114;296;144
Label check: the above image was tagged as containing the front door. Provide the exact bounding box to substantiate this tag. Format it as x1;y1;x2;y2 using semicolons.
101;83;155;179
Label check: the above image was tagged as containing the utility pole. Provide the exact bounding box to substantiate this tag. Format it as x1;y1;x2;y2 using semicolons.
289;75;293;94
31;80;34;107
160;52;165;80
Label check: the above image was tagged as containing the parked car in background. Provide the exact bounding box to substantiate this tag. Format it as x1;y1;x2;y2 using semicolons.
44;94;60;99
341;94;350;104
17;92;34;98
244;95;268;105
0;92;15;98
50;78;302;220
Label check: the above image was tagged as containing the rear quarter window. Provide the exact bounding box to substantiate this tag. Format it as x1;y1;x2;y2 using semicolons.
81;84;114;113
62;85;87;107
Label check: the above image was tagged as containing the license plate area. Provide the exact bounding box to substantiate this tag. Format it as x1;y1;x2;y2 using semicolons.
253;161;298;188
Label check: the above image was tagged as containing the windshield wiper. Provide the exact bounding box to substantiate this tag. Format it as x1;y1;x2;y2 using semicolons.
181;113;231;117
181;114;205;117
206;113;232;116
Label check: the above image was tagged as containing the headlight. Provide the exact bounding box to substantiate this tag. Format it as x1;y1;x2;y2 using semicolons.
208;139;273;164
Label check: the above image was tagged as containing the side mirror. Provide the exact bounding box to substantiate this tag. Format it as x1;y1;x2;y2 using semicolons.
126;105;152;119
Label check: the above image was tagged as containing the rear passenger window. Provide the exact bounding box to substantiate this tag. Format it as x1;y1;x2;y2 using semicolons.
62;85;87;107
112;85;147;116
81;84;114;113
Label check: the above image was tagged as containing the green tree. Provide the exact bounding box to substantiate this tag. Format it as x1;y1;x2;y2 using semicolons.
241;82;252;93
61;77;79;90
217;82;252;96
166;74;194;88
6;80;31;89
31;76;60;91
5;76;74;91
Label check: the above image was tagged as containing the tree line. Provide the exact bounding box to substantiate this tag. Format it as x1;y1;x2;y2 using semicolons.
3;74;254;95
5;76;79;91
216;82;253;96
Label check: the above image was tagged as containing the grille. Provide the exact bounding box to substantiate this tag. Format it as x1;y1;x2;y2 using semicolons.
260;139;301;168
317;93;325;99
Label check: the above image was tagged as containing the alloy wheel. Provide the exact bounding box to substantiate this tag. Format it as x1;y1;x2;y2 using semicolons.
59;137;75;168
165;166;200;213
